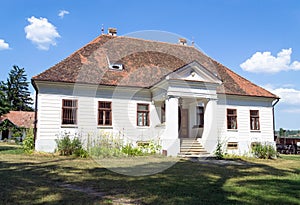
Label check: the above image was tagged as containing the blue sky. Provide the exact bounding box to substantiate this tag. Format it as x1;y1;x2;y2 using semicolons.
1;0;300;130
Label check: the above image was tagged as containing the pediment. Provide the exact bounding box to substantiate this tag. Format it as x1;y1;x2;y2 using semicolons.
166;61;222;84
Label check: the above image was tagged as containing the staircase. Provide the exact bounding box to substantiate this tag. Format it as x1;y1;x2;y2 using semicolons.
178;138;210;157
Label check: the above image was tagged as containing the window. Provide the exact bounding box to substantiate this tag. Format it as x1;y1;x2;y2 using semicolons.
196;106;204;127
250;110;260;130
227;142;238;150
62;99;77;125
161;102;166;123
227;109;237;129
98;101;112;126
137;103;149;126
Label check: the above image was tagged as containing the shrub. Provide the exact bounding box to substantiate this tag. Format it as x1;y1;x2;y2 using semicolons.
22;128;34;153
122;143;143;156
55;132;87;157
214;137;225;159
252;142;276;159
138;140;162;154
74;148;89;158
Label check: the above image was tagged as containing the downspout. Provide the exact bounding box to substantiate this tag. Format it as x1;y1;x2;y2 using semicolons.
272;98;280;141
31;79;38;148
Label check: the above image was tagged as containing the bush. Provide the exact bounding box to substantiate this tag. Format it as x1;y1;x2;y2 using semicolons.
214;137;224;160
138;140;162;154
22;128;34;153
122;143;143;156
252;142;277;159
55;133;87;157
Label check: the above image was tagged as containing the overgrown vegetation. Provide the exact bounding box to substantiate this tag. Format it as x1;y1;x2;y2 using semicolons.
56;132;162;158
251;142;277;159
0;143;299;205
55;132;87;157
87;132;162;158
22;128;34;153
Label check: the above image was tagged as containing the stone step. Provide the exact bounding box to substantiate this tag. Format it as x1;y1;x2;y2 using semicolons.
179;138;209;157
180;142;201;145
180;147;206;151
180;144;204;147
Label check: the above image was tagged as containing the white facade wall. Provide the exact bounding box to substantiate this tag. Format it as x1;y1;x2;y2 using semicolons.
216;95;275;155
35;82;162;152
35;81;276;156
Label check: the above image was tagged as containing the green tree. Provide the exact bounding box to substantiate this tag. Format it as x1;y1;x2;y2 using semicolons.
4;65;33;111
279;128;285;137
0;82;10;115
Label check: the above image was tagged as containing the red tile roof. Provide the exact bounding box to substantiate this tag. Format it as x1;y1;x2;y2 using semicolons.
0;111;35;128
32;35;278;99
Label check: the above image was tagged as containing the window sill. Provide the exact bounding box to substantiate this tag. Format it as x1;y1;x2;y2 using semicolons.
227;129;238;132
250;130;261;133
192;125;204;129
97;126;113;129
61;125;78;128
137;126;150;129
155;123;165;128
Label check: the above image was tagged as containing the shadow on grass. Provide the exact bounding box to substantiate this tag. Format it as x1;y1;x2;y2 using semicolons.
0;155;299;205
0;144;24;154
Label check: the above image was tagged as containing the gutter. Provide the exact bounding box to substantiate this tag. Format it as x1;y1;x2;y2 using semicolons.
31;79;38;147
272;98;280;140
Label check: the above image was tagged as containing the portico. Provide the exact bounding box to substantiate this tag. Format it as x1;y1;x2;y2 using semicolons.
151;61;222;155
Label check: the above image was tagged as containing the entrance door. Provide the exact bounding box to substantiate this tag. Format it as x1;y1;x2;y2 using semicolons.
2;129;9;140
179;108;189;138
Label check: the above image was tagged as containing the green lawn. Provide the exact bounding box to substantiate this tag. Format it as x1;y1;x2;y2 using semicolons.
0;143;299;205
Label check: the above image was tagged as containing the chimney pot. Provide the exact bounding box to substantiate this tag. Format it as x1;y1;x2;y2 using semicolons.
179;38;187;45
108;28;117;36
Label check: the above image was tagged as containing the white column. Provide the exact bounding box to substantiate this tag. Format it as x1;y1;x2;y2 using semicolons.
201;99;218;153
161;96;180;156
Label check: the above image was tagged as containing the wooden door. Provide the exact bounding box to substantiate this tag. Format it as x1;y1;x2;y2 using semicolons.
179;109;189;138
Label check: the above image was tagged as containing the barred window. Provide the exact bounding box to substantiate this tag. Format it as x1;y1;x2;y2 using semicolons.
98;101;112;126
196;106;204;127
62;99;77;125
250;110;260;130
227;109;237;129
137;104;149;126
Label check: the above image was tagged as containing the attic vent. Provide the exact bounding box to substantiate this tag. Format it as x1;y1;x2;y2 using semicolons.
108;28;117;36
109;63;123;71
106;56;123;71
179;38;187;45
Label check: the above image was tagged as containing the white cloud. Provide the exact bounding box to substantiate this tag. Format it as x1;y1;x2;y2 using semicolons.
58;10;70;18
263;84;300;105
240;48;300;73
0;39;10;50
24;16;60;50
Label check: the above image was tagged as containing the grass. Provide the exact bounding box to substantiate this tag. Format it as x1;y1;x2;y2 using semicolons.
0;142;299;204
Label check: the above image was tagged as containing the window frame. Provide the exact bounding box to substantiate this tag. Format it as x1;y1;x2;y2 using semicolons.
196;106;204;128
227;142;238;150
250;110;260;130
62;99;78;125
227;108;237;130
137;103;150;127
98;101;112;126
161;102;166;124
